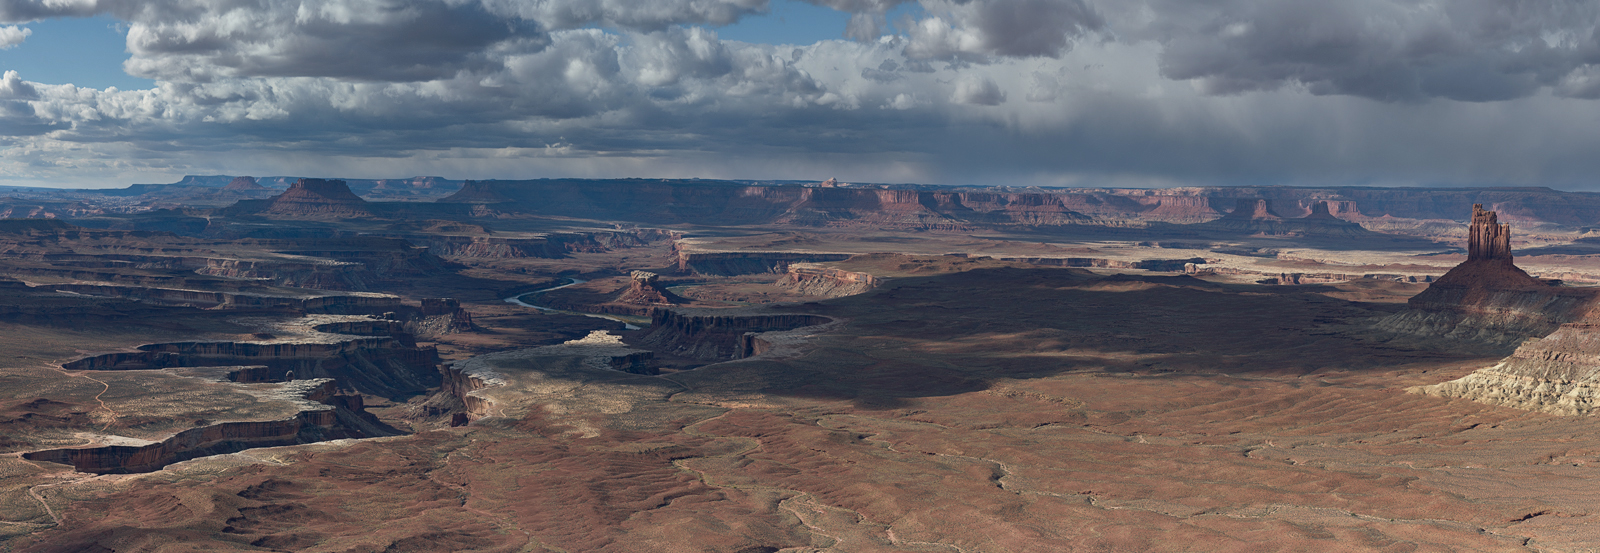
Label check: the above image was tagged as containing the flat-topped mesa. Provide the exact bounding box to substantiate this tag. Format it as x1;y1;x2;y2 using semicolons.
257;178;372;217
223;176;267;192
1468;204;1513;262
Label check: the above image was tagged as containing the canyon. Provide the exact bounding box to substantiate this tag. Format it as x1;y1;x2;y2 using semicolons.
11;178;1600;551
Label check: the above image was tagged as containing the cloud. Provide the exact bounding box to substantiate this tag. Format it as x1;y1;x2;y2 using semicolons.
799;0;914;41
484;0;769;32
905;0;1103;61
7;0;1600;190
952;76;1005;105
1122;0;1600;102
0;24;27;48
121;1;545;83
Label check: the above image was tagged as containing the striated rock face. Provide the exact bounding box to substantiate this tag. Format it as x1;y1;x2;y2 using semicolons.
678;251;853;275
47;283;403;314
777;265;881;297
22;379;398;474
1377;206;1592;347
1224;198;1284;220
1414;322;1600;415
643;309;834;360
1468;203;1513;261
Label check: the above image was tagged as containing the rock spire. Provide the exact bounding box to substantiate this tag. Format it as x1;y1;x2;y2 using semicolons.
1468;204;1512;261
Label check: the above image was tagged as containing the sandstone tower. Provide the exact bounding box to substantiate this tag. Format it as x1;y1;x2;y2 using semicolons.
1467;204;1513;261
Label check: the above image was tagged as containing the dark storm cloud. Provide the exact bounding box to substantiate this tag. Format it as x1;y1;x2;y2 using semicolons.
905;0;1104;60
1124;0;1600;102
125;2;543;82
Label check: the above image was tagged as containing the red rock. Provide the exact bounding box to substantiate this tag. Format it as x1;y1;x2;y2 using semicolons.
258;179;372;218
615;271;684;307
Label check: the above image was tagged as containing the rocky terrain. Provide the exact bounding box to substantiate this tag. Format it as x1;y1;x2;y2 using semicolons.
14;178;1600;550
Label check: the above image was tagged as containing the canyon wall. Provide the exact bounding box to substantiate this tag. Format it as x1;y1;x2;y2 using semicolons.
22;379;397;474
643;309;834;360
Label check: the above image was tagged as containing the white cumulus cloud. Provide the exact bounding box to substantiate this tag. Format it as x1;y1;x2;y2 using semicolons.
0;24;29;48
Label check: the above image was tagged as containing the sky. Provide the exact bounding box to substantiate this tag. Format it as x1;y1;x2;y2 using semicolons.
2;1;1600;190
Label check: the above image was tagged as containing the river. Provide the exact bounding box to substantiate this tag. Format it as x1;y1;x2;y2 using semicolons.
503;278;644;330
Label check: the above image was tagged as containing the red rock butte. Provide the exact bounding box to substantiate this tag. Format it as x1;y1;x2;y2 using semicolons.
1221;198;1284;220
1428;204;1543;290
261;178;372;217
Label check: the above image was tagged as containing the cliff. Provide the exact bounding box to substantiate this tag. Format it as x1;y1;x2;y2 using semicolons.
678;251;853;275
405;298;475;338
642;308;834;360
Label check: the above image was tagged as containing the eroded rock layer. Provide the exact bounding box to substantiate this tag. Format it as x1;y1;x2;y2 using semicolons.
776;265;881;297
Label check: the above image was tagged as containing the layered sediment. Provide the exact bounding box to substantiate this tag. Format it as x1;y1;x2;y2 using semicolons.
429;179;1600;229
1414;321;1600;415
22;379;397;474
777;265;881;297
